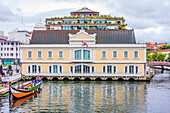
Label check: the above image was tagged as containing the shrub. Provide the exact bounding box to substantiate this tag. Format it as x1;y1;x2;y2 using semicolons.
117;21;121;24
84;26;88;30
8;65;12;71
122;27;125;30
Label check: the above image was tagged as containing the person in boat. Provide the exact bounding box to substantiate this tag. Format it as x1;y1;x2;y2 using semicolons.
37;76;41;82
0;73;2;86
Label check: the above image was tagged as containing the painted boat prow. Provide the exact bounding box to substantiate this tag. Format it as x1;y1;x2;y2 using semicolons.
9;81;42;98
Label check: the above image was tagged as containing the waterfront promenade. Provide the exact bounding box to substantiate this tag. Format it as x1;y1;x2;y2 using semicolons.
0;74;21;96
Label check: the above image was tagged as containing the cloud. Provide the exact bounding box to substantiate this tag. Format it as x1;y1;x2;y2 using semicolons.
135;26;170;43
0;0;170;43
0;1;20;22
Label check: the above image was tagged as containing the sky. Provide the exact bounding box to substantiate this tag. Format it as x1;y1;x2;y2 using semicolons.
0;0;170;43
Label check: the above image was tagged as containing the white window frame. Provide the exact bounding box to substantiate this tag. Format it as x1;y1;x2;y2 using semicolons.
69;64;94;74
124;51;128;58
27;64;42;73
102;51;106;58
48;51;53;58
59;51;63;58
37;51;42;58
124;64;140;74
91;66;95;73
102;65;117;74
113;51;117;58
73;49;91;60
28;51;32;58
69;66;74;73
134;51;139;58
73;49;82;60
48;64;63;74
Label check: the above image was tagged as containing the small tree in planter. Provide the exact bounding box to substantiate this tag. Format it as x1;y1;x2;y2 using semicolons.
122;27;126;30
117;25;122;30
8;65;12;71
84;26;88;30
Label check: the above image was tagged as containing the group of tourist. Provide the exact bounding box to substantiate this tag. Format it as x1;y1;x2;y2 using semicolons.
0;67;13;87
0;72;8;87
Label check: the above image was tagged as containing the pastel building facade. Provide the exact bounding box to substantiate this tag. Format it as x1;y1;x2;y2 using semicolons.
21;30;147;80
0;40;21;65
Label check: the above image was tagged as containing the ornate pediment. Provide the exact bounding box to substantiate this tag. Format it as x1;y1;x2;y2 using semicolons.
69;30;96;45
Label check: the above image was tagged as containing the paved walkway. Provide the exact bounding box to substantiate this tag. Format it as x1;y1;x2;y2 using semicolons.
0;74;21;94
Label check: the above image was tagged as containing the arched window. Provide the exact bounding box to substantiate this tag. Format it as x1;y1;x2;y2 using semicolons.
71;64;93;74
124;65;139;74
75;65;81;73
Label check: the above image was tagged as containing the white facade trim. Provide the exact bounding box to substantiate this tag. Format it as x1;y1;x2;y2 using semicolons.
21;60;147;63
20;44;147;49
144;49;146;62
93;49;95;61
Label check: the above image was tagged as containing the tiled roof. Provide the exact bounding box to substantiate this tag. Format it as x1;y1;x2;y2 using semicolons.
150;49;170;53
30;30;136;44
71;7;98;13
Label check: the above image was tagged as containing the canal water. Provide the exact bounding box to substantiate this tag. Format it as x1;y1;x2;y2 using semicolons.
0;70;170;113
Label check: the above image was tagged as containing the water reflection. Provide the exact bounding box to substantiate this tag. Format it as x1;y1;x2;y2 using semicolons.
0;69;169;112
7;81;148;112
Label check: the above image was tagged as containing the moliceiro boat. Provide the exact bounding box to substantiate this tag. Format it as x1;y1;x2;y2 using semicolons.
9;77;42;98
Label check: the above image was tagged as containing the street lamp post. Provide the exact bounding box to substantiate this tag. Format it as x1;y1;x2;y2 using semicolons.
12;44;18;73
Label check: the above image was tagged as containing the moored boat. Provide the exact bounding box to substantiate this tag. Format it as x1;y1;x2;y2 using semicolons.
9;77;42;98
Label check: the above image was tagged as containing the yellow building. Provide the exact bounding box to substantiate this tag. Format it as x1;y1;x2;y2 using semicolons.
20;30;147;80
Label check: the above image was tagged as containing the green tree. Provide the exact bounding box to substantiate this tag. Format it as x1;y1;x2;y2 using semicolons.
152;51;158;61
146;51;153;61
147;55;153;61
166;53;170;62
157;53;166;61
